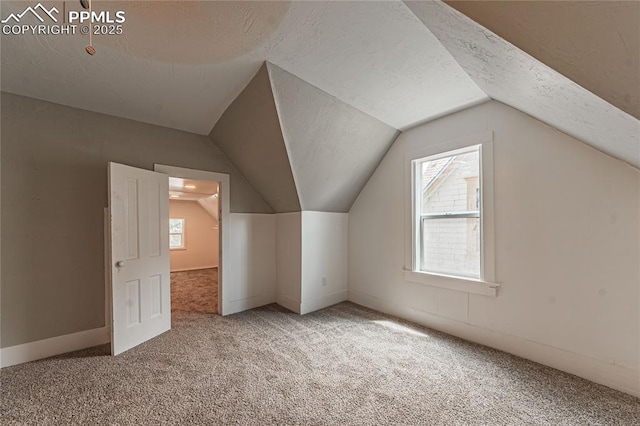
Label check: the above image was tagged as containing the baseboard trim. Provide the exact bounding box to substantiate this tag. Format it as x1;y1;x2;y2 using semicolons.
301;290;348;315
1;326;111;368
170;266;218;273
348;289;639;397
225;294;276;316
276;294;301;314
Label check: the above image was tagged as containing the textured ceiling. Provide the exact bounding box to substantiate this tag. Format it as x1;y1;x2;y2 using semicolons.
268;63;399;212
0;0;486;134
97;1;291;65
209;64;298;213
1;0;638;172
405;1;640;169
445;0;640;120
209;63;398;213
264;1;488;130
0;1;277;134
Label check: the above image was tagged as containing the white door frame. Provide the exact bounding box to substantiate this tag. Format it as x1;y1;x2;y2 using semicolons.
154;164;230;316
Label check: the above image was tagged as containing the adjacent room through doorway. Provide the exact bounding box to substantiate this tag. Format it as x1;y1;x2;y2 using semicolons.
168;177;220;314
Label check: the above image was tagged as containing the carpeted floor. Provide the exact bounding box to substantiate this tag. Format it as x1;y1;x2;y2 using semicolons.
170;268;217;314
1;302;638;425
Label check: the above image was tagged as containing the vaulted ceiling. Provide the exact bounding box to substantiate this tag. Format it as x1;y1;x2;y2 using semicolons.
209;63;300;213
445;0;640;120
268;63;398;212
405;0;639;169
209;62;399;213
1;0;638;212
0;0;487;134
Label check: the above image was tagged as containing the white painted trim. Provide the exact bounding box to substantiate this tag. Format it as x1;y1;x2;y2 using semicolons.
226;294;276;316
170;265;218;273
300;290;348;315
276;294;301;314
405;131;497;293
403;270;498;297
479;138;496;283
154;165;230;316
1;326;110;368
104;208;112;333
348;289;639;397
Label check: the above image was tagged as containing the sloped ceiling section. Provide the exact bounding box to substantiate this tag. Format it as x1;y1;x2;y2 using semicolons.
0;0;291;135
0;1;488;135
445;0;640;120
405;1;640;169
268;63;399;212
209;64;299;213
265;0;488;130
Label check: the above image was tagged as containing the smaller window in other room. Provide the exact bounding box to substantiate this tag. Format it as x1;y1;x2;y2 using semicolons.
169;218;185;250
413;145;482;279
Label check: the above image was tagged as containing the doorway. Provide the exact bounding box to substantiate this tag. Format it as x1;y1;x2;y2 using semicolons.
154;164;230;317
107;162;230;355
168;177;219;314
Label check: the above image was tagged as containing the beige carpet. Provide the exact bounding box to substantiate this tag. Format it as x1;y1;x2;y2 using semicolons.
1;302;638;425
170;268;217;314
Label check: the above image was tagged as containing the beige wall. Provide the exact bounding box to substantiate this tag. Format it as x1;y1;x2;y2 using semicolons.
170;201;219;272
0;93;271;348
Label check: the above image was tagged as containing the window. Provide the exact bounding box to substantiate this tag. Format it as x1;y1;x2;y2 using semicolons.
169;218;185;249
405;132;496;296
413;145;481;279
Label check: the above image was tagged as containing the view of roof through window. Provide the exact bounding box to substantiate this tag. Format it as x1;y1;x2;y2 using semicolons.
420;148;480;278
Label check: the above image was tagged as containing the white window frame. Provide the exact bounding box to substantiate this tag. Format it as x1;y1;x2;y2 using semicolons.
414;144;482;279
404;131;499;297
169;218;186;250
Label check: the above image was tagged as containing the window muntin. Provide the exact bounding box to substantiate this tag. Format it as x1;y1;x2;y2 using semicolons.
169;218;185;249
414;145;481;279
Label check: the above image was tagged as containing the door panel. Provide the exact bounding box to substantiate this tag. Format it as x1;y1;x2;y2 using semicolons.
109;162;170;355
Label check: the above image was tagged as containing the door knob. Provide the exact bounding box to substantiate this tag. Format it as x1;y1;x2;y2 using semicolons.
115;261;125;268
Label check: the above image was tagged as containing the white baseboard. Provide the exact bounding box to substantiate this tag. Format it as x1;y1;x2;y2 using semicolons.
276;294;301;314
170;265;218;273
301;290;348;315
1;326;111;368
225;294;276;316
348;289;639;397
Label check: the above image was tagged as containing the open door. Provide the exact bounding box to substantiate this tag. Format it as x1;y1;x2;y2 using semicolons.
108;162;170;355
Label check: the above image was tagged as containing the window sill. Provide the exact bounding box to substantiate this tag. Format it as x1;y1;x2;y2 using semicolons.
403;270;499;297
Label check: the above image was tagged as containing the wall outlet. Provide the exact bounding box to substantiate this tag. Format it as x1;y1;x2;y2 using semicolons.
321;276;328;287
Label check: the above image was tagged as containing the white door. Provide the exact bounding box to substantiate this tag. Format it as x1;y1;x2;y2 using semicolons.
108;162;170;355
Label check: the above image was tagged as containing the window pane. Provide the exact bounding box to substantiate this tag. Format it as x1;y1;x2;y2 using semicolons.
421;217;480;278
169;234;183;249
421;149;480;214
169;218;184;233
